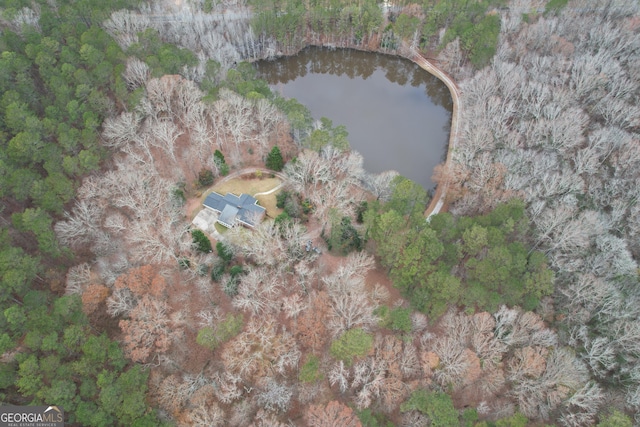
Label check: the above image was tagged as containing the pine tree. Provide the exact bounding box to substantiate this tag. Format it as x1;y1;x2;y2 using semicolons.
191;230;212;253
265;146;284;171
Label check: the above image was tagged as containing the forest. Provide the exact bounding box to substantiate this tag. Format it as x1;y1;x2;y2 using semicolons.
0;0;638;426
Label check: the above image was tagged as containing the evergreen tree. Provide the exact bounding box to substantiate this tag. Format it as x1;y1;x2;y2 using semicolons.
265;145;284;171
191;229;212;253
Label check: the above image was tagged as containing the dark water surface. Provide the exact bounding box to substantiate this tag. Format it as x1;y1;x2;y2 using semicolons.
255;47;453;189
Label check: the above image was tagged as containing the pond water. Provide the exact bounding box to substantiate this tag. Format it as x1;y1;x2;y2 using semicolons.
255;47;453;189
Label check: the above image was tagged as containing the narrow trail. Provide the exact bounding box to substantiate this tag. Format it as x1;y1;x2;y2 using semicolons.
401;44;462;220
254;183;284;197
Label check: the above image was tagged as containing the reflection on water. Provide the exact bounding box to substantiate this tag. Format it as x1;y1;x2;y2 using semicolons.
256;47;452;189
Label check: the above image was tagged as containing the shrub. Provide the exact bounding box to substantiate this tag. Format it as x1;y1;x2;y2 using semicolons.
211;260;226;282
389;307;412;333
216;241;233;263
197;168;214;187
223;276;238;297
229;265;244;278
330;328;373;365
191;229;212;253
400;390;458;427
276;190;289;209
196;314;243;351
299;355;323;383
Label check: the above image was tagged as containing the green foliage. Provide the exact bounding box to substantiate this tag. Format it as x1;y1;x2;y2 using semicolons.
196;314;244;351
178;257;191;269
224;62;272;98
251;0;502;70
305;117;350;151
545;0;569;16
214;149;226;165
223;276;239;297
495;412;528;427
299;354;323;383
461;408;478;426
0;229;41;302
357;408;395;427
330;328;373;365
276;190;290;209
127;28;197;77
191;229;212;253
356;201;368;224
597;410;633;427
274;211;292;229
216;241;234;263
466;14;501;69
400;390;458;427
368;197;551;318
211;262;226;282
0;2;171;422
377;306;412;333
387;175;429;223
276;190;311;221
326;211;362;254
229;265;244;278
8;293;160;426
200;59;221;94
213;150;229;176
272;96;313;143
197;168;214;187
217;314;244;341
388;307;412;333
12;208;60;257
171;183;186;206
265;145;284;171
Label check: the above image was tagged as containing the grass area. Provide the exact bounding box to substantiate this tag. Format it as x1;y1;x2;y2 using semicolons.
215;222;229;234
257;191;283;219
212;177;281;197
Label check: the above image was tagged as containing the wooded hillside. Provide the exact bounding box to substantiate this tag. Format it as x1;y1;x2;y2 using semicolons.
1;0;638;425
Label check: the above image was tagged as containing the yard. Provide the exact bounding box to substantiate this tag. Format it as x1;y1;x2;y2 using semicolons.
211;176;283;219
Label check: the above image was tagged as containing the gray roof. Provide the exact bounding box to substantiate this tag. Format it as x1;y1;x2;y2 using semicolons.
203;192;266;227
219;204;239;227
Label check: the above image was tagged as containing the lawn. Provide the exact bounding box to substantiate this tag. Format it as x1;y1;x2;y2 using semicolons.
212;177;281;196
256;191;283;219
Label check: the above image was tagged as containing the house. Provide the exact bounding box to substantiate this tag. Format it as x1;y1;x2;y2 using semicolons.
203;192;266;228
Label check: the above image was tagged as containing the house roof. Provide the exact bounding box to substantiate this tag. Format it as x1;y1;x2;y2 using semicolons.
203;192;266;227
219;204;239;227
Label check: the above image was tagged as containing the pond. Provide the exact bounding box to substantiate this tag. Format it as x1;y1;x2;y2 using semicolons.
255;47;453;190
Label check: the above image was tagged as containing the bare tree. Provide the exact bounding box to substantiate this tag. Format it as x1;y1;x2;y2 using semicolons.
431;336;469;388
185;400;225;427
55;200;103;249
222;317;300;380
212;371;244;404
558;381;603;427
282;293;307;319
351;357;386;410
233;267;282;315
103;9;151;49
329;360;351;394
65;263;92;295
122;57;150;90
102;111;141;149
255;378;293;413
120;295;178;363
324;269;377;337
